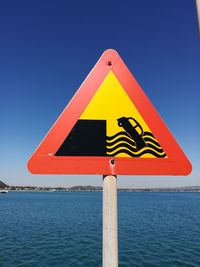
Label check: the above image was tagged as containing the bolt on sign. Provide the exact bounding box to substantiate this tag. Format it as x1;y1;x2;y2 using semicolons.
27;49;192;175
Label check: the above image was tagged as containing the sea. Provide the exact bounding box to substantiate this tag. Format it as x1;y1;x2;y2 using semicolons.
0;191;200;267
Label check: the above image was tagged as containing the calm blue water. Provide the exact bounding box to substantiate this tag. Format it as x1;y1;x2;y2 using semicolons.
0;192;200;267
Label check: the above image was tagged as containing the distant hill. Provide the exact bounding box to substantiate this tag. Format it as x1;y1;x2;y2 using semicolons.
0;181;9;189
69;185;102;191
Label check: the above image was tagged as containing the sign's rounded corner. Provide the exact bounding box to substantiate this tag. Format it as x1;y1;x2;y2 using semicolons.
185;161;192;176
102;48;119;57
27;158;36;174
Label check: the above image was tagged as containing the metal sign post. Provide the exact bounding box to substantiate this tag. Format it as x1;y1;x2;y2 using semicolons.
103;175;118;267
196;0;200;32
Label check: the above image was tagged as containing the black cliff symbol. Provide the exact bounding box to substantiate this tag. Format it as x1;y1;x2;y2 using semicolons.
55;120;107;156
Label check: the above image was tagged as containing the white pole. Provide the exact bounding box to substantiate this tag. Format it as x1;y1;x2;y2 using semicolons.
196;0;200;32
103;175;118;267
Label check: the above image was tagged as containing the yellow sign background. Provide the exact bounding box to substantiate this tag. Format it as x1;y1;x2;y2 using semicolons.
80;71;152;136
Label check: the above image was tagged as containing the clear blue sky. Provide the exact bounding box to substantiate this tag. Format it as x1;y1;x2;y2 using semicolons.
1;0;199;188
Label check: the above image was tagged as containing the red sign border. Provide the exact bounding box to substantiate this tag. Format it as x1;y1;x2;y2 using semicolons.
28;49;192;175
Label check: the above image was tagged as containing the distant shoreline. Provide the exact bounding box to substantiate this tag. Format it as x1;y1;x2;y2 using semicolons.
5;188;200;193
1;181;200;193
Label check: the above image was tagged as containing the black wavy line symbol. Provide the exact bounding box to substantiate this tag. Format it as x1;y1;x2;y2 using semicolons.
106;117;166;158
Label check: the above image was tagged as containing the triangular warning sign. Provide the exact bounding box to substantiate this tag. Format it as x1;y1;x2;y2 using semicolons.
28;49;192;175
